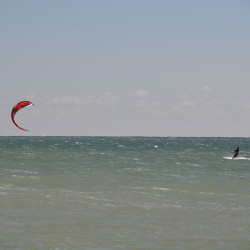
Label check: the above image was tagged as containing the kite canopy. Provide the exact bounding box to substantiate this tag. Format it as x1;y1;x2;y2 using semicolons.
11;101;33;132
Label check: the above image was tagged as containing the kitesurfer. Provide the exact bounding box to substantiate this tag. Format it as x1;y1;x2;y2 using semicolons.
232;147;239;160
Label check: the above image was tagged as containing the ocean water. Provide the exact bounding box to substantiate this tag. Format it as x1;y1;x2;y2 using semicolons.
0;136;249;249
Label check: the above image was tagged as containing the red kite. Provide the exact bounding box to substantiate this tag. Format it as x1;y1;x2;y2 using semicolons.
11;101;33;131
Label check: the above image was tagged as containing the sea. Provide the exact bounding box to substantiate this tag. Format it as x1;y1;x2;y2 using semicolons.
0;136;249;250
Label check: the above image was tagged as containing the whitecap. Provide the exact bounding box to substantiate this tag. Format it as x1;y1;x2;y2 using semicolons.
223;156;250;160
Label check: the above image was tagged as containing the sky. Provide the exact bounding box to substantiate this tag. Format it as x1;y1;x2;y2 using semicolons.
1;0;250;136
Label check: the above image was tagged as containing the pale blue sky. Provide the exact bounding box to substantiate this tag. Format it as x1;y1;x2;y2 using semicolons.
1;0;250;136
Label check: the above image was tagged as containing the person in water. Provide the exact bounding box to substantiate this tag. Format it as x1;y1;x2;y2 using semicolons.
232;147;239;159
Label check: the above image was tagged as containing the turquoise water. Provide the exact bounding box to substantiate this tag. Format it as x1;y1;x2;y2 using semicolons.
0;137;249;249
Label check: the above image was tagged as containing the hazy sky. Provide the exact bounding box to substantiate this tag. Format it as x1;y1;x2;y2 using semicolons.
1;0;250;136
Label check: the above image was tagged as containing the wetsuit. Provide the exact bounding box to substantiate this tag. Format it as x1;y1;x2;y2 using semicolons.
232;147;239;159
